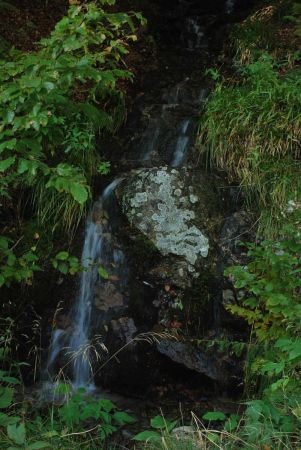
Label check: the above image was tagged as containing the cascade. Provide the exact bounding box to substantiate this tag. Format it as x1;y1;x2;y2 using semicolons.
45;0;237;392
46;179;124;389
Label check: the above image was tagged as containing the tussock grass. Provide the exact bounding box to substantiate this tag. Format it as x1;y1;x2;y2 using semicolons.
32;179;87;236
199;54;301;236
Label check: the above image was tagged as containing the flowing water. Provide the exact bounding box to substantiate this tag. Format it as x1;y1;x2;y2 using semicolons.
45;0;234;392
46;179;124;389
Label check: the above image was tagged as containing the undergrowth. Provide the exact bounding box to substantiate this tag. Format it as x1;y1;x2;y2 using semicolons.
199;0;301;236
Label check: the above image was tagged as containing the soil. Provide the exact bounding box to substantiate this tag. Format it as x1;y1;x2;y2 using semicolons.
0;0;68;51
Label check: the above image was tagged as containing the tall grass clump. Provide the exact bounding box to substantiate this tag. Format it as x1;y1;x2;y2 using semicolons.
200;38;301;235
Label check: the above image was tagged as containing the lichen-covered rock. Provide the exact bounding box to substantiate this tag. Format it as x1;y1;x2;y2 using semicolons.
119;167;222;280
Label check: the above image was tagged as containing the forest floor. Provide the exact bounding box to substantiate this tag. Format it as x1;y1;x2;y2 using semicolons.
0;0;68;51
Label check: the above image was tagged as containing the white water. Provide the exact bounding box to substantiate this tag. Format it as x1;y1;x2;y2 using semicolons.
68;220;103;388
183;17;205;51
225;0;235;14
171;119;191;167
46;179;123;389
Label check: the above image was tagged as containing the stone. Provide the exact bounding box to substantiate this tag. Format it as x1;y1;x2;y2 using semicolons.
222;289;235;306
119;167;222;281
111;317;137;345
157;339;222;380
95;282;124;311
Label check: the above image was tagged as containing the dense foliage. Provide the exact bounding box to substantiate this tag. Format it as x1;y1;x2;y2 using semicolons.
0;2;143;448
199;0;301;235
0;0;144;287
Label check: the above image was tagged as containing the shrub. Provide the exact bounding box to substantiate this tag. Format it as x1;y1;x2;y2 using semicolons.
224;225;301;445
0;0;143;231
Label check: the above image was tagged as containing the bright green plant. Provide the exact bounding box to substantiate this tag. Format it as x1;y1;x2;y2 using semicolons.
0;0;145;288
0;364;135;449
224;225;301;444
0;0;143;227
0;236;42;287
58;389;134;440
133;415;177;443
200;54;301;235
52;251;81;276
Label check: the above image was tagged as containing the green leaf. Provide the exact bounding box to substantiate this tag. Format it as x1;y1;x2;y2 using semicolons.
98;265;109;279
7;422;26;445
0;387;14;408
151;416;168;429
113;411;135;425
224;414;239;432
56;251;69;261
97;399;115;412
0;413;20;427
26;441;50;449
132;430;161;442
58;262;68;275
0;156;15;172
0;139;16;154
202;411;226;421
70;183;88;204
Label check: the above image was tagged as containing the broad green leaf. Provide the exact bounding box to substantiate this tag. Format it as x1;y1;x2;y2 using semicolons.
150;415;167;429
0;387;14;408
202;411;226;421
0;139;16;153
7;422;26;445
132;430;161;442
70;183;88;204
56;251;69;261
113;411;135;424
0;156;15;172
98;265;109;279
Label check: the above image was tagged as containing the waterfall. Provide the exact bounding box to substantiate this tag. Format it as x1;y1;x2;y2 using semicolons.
45;6;212;393
68;219;102;389
171;119;191;167
46;179;123;389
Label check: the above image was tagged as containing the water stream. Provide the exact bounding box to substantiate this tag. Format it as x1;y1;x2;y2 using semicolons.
45;0;233;392
46;179;124;389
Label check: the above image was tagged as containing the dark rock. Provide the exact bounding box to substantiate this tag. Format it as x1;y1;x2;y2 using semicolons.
157;339;223;381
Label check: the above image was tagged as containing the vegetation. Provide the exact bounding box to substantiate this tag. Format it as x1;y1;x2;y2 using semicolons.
0;367;135;449
0;0;144;288
0;1;144;448
2;0;301;449
199;0;301;235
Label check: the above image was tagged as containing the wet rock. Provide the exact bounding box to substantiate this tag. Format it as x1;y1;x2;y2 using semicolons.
219;210;253;268
95;282;124;311
111;317;138;345
218;210;255;329
172;426;195;437
222;289;235;306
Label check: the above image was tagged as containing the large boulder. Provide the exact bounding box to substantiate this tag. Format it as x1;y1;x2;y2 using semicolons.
118;167;223;286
